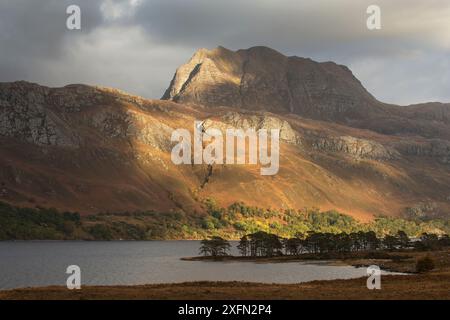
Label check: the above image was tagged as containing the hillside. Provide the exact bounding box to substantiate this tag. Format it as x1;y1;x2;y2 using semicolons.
0;46;449;222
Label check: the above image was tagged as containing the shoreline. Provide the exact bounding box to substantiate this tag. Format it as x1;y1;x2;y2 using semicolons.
1;271;449;300
182;249;450;274
1;249;448;300
181;256;415;274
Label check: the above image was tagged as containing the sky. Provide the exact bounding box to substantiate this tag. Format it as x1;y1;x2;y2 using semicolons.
0;0;449;105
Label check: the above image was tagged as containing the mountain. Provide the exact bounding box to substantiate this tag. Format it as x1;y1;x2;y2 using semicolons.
163;46;450;139
163;46;379;118
1;46;450;221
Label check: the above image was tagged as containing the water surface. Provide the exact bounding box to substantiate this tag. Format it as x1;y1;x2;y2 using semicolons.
0;241;401;290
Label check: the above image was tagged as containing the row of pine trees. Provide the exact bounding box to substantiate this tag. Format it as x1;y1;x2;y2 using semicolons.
199;231;450;257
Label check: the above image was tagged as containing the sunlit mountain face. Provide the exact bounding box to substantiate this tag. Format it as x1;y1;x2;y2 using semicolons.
0;46;449;223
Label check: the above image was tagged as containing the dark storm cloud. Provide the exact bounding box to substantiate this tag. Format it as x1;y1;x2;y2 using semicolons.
0;0;103;80
134;0;367;55
0;0;449;104
133;0;448;59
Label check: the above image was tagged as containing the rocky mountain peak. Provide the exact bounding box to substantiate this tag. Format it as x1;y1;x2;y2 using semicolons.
162;46;378;121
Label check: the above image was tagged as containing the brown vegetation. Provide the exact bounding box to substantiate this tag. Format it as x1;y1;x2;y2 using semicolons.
1;272;448;300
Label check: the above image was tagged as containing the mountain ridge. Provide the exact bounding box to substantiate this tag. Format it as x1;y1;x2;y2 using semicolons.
162;46;450;139
0;46;450;221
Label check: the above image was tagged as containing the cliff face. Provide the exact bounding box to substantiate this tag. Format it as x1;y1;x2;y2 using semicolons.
0;82;174;151
1;47;450;220
0;82;78;147
163;46;378;121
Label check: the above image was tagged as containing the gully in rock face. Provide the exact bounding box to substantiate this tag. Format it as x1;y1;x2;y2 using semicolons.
171;121;280;175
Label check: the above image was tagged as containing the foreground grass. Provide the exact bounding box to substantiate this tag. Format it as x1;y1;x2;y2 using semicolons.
1;272;449;300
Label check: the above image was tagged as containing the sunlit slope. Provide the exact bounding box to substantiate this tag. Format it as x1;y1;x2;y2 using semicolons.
0;80;449;220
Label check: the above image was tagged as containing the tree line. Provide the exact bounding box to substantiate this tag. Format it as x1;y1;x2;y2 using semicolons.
201;199;450;239
199;231;450;257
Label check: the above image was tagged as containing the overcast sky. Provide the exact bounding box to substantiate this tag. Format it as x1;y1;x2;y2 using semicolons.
0;0;449;105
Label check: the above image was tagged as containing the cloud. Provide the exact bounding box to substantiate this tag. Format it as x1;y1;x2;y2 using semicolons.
0;0;449;104
100;0;144;21
0;0;103;81
37;25;194;98
350;51;450;105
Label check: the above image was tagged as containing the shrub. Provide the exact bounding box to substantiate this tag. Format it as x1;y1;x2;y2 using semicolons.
88;224;113;240
201;217;216;230
233;222;247;231
416;256;435;273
